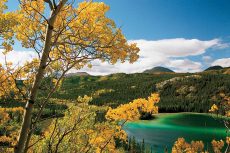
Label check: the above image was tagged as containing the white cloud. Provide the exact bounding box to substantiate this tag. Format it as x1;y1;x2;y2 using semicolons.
1;38;227;75
211;58;230;67
167;59;202;72
75;38;223;75
128;38;225;57
0;50;36;66
213;42;230;49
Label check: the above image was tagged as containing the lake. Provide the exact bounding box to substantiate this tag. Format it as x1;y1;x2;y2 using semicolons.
124;113;228;152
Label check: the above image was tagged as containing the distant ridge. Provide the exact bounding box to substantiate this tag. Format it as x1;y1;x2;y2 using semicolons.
204;65;223;71
65;72;90;77
143;66;174;73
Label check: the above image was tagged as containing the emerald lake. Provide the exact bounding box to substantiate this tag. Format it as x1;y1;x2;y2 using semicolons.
123;113;228;152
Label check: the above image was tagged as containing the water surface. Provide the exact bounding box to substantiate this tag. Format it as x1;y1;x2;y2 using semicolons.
124;113;228;152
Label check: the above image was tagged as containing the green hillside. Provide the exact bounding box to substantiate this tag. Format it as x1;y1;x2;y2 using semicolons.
157;74;230;112
53;72;230;113
53;73;180;107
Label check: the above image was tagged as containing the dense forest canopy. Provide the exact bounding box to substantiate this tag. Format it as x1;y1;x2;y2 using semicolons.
52;72;230;113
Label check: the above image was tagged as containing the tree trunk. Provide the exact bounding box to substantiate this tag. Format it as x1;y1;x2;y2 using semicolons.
15;1;67;152
15;21;55;153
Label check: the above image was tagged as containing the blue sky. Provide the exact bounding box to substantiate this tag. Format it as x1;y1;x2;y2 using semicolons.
99;0;230;40
2;0;230;74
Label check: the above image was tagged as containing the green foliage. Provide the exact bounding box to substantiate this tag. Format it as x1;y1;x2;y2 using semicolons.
125;137;154;153
53;73;230;113
159;74;230;113
53;73;182;108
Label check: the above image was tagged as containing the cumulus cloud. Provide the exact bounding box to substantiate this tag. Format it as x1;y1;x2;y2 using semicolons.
128;38;225;57
73;38;225;75
0;38;227;75
167;59;202;72
211;58;230;67
0;50;36;66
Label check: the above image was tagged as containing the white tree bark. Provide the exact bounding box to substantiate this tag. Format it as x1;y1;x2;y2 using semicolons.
15;1;67;152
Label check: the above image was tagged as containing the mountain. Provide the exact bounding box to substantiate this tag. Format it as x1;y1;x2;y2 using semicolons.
204;65;223;71
144;66;174;73
65;72;90;77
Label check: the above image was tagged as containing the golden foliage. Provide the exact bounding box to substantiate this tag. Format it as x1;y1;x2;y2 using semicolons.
0;60;38;100
0;63;16;99
106;93;160;121
1;0;140;152
88;122;127;153
14;0;139;69
0;0;18;53
209;104;218;113
172;137;230;153
226;137;230;145
31;97;126;153
172;138;205;153
211;139;224;153
0;0;140;100
0;108;9;124
0;107;24;148
209;94;230;117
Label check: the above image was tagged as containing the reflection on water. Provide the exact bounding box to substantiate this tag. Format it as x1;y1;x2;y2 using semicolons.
124;113;228;152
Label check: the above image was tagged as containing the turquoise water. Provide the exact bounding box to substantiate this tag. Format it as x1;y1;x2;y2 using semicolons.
123;113;228;152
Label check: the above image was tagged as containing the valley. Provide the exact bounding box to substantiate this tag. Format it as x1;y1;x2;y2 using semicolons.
1;67;230;152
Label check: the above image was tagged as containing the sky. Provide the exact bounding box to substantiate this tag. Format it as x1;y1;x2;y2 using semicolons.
1;0;230;75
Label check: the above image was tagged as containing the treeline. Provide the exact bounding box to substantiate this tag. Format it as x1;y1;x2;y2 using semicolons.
119;137;168;153
53;73;186;108
53;73;230;113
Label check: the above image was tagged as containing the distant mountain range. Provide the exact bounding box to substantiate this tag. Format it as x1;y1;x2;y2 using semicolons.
143;65;230;74
143;66;174;73
64;65;230;77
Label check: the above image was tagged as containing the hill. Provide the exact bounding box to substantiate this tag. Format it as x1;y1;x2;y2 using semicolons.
53;71;230;113
204;65;223;71
156;74;230;112
65;72;90;77
143;66;174;73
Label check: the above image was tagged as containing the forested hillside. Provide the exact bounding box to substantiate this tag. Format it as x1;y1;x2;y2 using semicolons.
158;74;230;112
53;73;179;107
53;72;230;113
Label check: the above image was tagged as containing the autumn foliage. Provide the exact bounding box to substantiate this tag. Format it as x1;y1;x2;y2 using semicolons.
106;93;160;121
